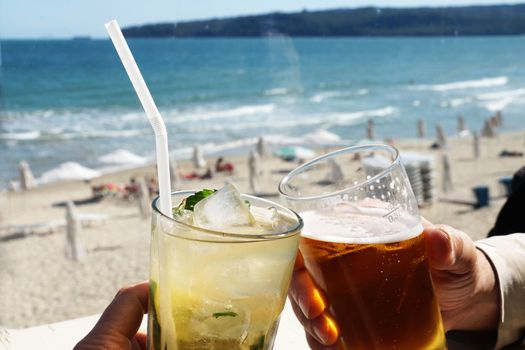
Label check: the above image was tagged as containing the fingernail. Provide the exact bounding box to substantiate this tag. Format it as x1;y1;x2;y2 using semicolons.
314;315;338;345
430;228;453;264
314;323;329;344
437;227;451;240
297;293;311;316
298;289;325;318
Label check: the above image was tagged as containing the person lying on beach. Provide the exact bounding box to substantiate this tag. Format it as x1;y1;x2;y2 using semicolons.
74;223;525;350
215;157;234;174
91;183;125;197
181;168;213;180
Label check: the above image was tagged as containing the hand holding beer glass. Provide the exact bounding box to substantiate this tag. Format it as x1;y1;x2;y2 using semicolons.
279;145;446;350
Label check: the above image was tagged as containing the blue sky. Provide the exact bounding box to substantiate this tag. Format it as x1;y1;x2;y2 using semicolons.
0;0;522;38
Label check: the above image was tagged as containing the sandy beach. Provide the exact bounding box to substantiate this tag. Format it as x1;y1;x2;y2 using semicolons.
0;130;524;328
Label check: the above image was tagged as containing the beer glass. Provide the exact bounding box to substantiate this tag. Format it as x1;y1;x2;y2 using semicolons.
279;144;446;350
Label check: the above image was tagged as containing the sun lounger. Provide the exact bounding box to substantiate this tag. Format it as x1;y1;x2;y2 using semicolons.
0;213;108;241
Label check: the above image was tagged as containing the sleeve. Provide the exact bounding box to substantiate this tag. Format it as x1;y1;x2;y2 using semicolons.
475;233;525;349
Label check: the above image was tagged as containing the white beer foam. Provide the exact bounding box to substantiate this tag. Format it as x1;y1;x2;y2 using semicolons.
300;205;422;244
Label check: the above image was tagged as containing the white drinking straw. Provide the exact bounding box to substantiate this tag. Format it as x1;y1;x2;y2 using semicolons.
105;19;173;218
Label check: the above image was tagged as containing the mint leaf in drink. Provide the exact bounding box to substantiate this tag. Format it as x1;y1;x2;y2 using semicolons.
173;189;217;215
184;189;217;210
212;311;238;318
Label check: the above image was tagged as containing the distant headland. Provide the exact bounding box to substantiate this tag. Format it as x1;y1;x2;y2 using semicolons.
122;4;525;37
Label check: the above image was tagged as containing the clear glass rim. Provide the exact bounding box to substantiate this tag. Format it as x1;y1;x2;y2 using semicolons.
152;190;303;241
279;144;401;202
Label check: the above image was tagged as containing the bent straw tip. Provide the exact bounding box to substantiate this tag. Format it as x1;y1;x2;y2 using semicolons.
105;19;118;30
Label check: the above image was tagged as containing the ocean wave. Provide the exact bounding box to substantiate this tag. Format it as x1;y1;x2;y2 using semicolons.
476;87;525;112
480;97;515;112
1;128;147;142
0;131;41;140
440;97;473;108
411;76;508;92
264;88;290;96
310;91;347;103
310;89;368;103
182;106;396;132
119;112;147;122
476;87;525;100
170;104;275;123
331;106;396;122
83;129;145;138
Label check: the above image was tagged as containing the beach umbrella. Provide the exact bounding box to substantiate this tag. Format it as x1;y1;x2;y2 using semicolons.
274;146;316;161
98;149;146;165
248;150;261;193
327;159;344;184
303;129;341;145
256;137;270;158
18;160;36;190
40;162;101;183
192;146;207;169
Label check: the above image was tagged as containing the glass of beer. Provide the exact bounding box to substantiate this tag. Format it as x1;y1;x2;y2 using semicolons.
279;144;446;350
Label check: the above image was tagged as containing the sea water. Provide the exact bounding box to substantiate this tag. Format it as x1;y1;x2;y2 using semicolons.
1;37;525;187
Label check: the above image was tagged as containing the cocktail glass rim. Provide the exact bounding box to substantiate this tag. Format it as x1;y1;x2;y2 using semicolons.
152;190;303;242
279;144;401;202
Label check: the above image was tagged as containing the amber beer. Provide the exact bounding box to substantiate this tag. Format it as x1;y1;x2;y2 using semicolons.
299;210;446;350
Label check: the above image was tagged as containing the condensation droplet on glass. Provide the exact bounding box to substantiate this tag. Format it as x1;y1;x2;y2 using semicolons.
370;185;375;190
381;194;385;200
389;181;395;189
366;175;372;180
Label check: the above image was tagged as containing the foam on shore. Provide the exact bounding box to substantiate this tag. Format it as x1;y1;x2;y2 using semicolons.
411;76;508;91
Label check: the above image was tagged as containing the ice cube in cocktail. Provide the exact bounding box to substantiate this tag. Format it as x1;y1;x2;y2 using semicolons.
148;184;302;350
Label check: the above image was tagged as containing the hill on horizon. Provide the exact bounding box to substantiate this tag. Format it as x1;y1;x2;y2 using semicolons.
122;4;525;37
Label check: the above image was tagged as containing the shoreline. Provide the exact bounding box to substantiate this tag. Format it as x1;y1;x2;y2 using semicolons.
6;127;524;192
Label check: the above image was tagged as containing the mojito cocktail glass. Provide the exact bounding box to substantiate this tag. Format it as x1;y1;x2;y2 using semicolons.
148;188;302;350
